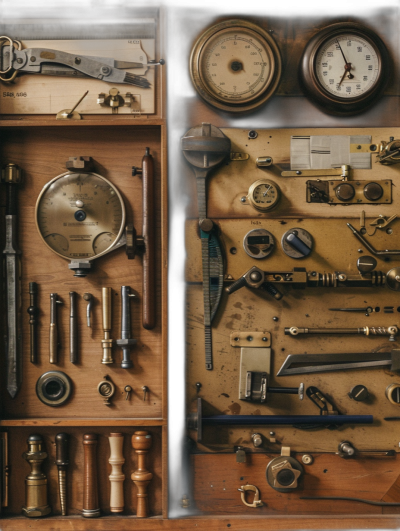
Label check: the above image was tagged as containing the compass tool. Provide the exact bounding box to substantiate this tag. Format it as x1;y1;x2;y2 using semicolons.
190;19;282;112
285;325;398;341
116;286;137;369
182;123;231;370
27;282;39;363
2;163;23;399
277;349;400;377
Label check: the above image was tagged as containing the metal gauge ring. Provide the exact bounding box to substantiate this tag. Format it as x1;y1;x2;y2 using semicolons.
190;19;282;112
35;171;126;262
247;179;281;212
300;22;391;115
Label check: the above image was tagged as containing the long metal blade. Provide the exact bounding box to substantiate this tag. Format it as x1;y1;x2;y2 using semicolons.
277;352;392;376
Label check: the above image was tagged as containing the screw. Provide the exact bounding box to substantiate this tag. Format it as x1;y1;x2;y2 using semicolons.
30;56;36;62
101;66;111;75
262;336;267;342
269;431;275;436
296;171;302;175
358;249;363;253
357;145;361;150
75;57;81;64
196;382;202;393
247;336;253;341
240;196;246;203
302;454;313;465
248;130;258;139
273;316;278;322
17;58;23;64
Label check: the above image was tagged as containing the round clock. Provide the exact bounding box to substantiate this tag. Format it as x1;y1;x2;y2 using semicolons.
300;22;391;115
190;19;282;112
247;179;281;211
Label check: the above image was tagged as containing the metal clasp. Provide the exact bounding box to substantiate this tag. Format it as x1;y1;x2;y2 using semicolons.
238;484;264;507
0;36;21;82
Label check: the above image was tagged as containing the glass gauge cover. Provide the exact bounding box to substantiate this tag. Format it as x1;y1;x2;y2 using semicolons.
35;171;125;261
300;22;391;115
247;179;281;211
190;19;282;112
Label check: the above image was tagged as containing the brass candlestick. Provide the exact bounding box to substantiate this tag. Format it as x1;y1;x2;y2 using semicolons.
22;434;51;517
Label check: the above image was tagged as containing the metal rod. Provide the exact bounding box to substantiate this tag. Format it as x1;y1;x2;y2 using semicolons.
69;291;78;363
27;282;38;363
116;286;136;369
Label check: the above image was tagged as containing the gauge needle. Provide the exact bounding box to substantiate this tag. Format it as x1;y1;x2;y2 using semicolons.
336;39;349;65
263;185;272;196
339;63;354;86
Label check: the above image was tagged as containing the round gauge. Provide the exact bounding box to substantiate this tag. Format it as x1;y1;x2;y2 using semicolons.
36;171;125;261
190;19;282;112
247;179;281;212
300;22;391;115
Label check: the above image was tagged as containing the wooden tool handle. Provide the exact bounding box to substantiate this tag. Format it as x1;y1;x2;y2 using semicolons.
142;148;156;330
108;433;125;513
82;434;100;518
55;433;69;466
131;430;153;517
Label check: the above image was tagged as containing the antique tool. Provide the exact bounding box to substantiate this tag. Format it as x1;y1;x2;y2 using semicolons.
27;282;39;363
69;291;78;364
377;138;400;164
385;383;400;405
2;163;23;398
361;214;397;237
285;325;398;341
55;433;69;516
225;265;386;298
56;90;88;120
337;440;394;458
329;307;375;315
22;434;51;517
108;433;125;513
0;36;159;88
245;179;281;212
36;162;126;277
116;286;137;369
182;123;231;370
348;384;369;402
306;386;339;415
130;147;156;329
300;22;391;114
82;434;100;518
187;398;373;443
101;287;113;364
49;293;63;363
36;371;73;407
131;431;153;518
347;223;400;256
266;447;303;492
238;485;264;508
277;349;400;376
281;228;312;259
190;19;282;112
1;432;8;508
306;178;391;204
98;375;115;406
281;165;350;178
83;293;93;327
178;435;195;509
243;229;275;259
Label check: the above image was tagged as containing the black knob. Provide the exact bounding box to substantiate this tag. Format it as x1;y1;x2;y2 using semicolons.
335;183;355;202
348;384;369;402
357;256;377;273
276;468;295;486
363;182;383;201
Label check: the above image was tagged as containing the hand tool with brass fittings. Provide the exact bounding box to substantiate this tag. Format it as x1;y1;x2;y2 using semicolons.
337;440;395;459
97;88;134;113
187;398;373;443
82;434;100;518
129;147;157;330
27;282;39;363
98;375;115;406
266;447;303;492
131;431;153;518
2;163;23;398
101;287;113;364
0;36;164;88
178;435;195;509
83;293;93;327
306;386;339;416
277;349;400;376
181;123;231;370
22;434;51;518
238;484;264;507
69;291;78;364
108;433;125;513
49;294;63;364
225;265;386;299
285;325;399;342
360;212;398;237
55;433;69;516
347;223;400;256
116;286;136;368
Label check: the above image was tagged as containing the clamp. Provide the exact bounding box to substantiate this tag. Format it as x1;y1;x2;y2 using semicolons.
238;484;264;508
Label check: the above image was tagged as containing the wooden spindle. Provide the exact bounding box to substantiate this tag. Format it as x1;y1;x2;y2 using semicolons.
82;433;100;518
131;431;153;517
108;433;125;513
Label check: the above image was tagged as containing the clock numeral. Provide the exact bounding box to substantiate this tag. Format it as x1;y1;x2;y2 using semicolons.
329;79;334;84
347;40;352;46
363;75;368;81
366;55;371;60
357;46;362;52
346;86;352;92
322;71;328;76
368;65;373;70
327;52;334;57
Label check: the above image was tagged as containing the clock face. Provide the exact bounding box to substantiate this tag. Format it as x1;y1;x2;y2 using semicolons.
247;179;281;211
300;23;391;115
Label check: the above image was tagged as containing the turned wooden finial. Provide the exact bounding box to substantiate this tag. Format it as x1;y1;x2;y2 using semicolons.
82;433;100;518
108;433;125;513
131;431;153;517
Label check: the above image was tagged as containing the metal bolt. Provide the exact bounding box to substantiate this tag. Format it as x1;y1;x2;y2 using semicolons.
358;249;363;253
240;196;247;203
357;145;361;150
269;431;275;436
272;316;278;322
296;171;301;175
247;336;253;342
17;58;23;64
302;454;313;465
252;433;262;447
30;56;36;62
101;66;111;75
75;57;81;64
262;336;267;342
248;130;258;139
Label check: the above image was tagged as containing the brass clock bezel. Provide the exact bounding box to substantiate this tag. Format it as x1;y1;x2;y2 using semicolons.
300;22;391;115
190;19;282;113
247;179;281;212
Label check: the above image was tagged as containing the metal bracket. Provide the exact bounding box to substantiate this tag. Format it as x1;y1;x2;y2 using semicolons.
238;484;264;507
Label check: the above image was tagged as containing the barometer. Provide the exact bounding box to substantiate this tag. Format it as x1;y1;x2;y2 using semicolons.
247;179;281;211
190;19;282;112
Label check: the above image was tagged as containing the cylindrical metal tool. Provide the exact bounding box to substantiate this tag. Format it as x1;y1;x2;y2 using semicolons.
101;287;113;364
285;325;398;341
49;293;62;363
108;433;125;513
22;434;51;517
27;282;39;363
55;433;69;516
116;286;137;369
82;433;100;518
69;291;78;363
131;431;153;517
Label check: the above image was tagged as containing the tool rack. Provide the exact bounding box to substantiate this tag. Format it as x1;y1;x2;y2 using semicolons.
2;2;400;531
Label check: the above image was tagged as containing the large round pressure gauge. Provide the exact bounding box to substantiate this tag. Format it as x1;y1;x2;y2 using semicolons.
36;171;125;262
300;23;391;115
190;19;282;112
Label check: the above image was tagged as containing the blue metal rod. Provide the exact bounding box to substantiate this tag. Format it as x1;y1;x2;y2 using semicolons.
203;415;373;426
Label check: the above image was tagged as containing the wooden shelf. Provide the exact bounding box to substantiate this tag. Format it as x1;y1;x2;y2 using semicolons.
0;117;165;127
0;418;165;427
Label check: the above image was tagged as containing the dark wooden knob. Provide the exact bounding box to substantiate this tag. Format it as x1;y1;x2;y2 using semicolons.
82;433;100;518
131;431;153;517
55;433;69;466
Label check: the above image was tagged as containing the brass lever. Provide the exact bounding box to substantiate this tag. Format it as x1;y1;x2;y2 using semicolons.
238;484;264;507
